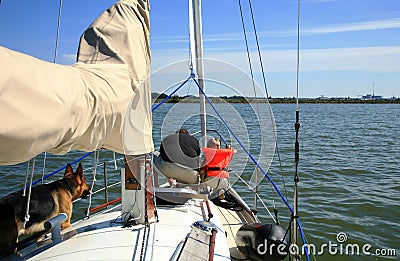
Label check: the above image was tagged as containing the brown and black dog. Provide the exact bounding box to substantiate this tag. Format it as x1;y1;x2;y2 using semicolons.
0;163;90;257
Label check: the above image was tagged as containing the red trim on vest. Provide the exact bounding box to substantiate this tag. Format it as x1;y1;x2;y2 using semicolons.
202;148;236;179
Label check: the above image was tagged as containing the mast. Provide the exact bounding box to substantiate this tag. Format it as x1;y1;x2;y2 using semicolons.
189;0;206;147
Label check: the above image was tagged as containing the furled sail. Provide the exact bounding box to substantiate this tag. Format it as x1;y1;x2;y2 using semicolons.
0;0;153;165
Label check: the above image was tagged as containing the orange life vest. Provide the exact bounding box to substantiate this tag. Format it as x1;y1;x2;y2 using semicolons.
202;148;236;179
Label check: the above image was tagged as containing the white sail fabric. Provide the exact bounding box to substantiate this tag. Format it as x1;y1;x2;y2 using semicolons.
0;0;153;165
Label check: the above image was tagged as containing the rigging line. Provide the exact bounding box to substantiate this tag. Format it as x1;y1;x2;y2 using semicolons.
24;158;36;229
217;208;238;241
216;198;242;223
29;151;94;187
275;142;288;198
83;155;126;172
297;218;310;261
86;150;99;217
41;152;47;184
149;153;159;223
246;0;285;204
113;152;118;170
230;170;276;223
150;216;157;261
124;154;148;166
247;0;269;98
238;0;263;211
238;0;257;98
140;162;152;261
151;75;193;112
144;156;149;225
23;160;30;196
53;0;62;63
188;29;193;70
304;235;318;261
38;0;62;187
246;0;288;212
139;225;147;261
87;181;121;196
149;155;159;260
186;79;193;96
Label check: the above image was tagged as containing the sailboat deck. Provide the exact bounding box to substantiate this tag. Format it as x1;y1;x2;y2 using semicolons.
214;206;250;260
18;200;231;261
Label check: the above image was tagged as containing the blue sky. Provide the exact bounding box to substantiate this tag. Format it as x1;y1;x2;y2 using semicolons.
0;0;399;98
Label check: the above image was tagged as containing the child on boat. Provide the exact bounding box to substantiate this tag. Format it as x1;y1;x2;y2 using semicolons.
200;138;237;195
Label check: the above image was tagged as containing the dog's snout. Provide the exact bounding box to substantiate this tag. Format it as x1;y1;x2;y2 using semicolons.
80;189;91;199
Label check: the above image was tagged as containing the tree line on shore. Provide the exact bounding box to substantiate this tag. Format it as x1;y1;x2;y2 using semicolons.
152;93;400;104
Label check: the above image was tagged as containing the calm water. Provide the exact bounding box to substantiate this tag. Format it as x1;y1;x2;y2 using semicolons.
0;103;398;260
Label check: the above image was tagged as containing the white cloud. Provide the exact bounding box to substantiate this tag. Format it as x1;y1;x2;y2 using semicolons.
151;18;400;46
242;46;400;73
303;18;400;35
151;35;188;44
298;46;400;72
151;46;400;74
61;53;77;64
152;33;243;45
257;18;400;37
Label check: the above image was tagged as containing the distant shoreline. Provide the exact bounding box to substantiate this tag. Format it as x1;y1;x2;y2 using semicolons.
265;98;400;104
152;93;400;104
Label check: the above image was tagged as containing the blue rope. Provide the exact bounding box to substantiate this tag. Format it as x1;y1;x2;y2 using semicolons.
30;151;94;186
190;74;310;260
152;75;193;112
297;218;310;260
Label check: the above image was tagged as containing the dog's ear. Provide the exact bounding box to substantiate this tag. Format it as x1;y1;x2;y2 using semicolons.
65;164;74;176
76;163;83;176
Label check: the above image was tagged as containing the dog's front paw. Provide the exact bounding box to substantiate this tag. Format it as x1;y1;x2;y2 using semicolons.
61;222;71;230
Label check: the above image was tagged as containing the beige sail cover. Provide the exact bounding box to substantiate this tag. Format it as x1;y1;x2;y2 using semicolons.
0;0;153;165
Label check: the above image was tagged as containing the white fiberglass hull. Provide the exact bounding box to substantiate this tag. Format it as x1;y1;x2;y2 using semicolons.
19;200;234;261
